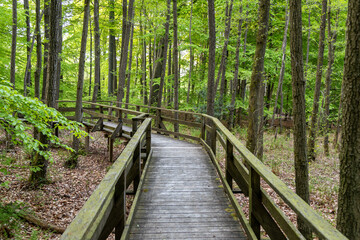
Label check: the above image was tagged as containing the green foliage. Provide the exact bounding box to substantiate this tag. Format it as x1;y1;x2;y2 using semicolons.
0;79;87;161
0;202;24;239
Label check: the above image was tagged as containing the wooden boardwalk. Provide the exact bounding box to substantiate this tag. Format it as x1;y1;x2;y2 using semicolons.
128;134;246;239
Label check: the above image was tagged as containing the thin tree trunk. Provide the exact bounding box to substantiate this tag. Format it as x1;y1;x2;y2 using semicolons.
126;15;135;107
92;0;100;103
73;0;91;152
336;1;360;238
34;0;42;99
173;0;179;134
324;5;339;155
304;0;311;82
89;14;92;97
229;3;243;130
289;0;311;238
271;2;289;128
117;0;135;107
246;0;271;158
10;0;17;89
108;0;115;95
308;0;327;161
24;0;31;94
157;0;170;108
187;0;194;104
167;41;172;106
42;0;50;101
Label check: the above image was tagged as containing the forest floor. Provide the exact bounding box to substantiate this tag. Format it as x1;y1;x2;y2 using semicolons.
0;126;340;239
217;126;339;231
0;129;129;239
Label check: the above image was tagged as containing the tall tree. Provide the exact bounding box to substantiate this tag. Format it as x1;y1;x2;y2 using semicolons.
246;0;271;158
24;0;31;92
307;0;328;161
34;0;42;99
324;4;339;155
73;0;91;153
30;0;62;184
187;0;194;104
157;0;171;108
336;0;360;238
108;0;116;96
304;0;312;82
289;0;311;238
117;0;135;107
42;0;50;101
173;0;179;134
92;0;101;103
126;12;135;106
10;0;17;89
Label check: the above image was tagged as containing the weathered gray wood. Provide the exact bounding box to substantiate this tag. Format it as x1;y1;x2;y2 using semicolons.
127;134;246;239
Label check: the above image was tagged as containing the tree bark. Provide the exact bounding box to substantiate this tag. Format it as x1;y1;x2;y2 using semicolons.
324;6;339;155
10;0;17;89
92;0;100;103
173;0;179;134
34;0;42;99
304;0;312;82
89;14;92;97
157;0;171;108
42;0;50;101
30;0;62;184
336;0;360;238
289;0;311;238
229;4;243;130
117;0;135;107
108;0;115;96
24;0;31;94
187;0;194;104
126;13;135;107
246;0;270;158
307;0;327;161
73;0;91;152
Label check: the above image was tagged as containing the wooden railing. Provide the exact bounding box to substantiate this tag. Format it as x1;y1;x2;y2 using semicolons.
57;100;346;239
60;117;152;240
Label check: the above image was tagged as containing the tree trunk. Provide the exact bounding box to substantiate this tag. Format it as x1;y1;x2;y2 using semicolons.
34;0;42;99
187;0;194;104
30;0;62;184
10;0;17;89
173;0;179;134
157;0;171;108
89;14;92;97
92;0;100;103
271;2;289;128
117;0;134;107
336;0;360;238
42;0;50;101
246;0;270;158
24;0;31;95
229;3;243;130
167;41;172;106
307;0;327;161
289;0;311;238
324;6;339;155
126;14;135;106
108;0;115;96
73;0;91;152
304;0;312;82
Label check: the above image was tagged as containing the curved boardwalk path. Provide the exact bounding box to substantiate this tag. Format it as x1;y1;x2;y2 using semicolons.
128;133;246;239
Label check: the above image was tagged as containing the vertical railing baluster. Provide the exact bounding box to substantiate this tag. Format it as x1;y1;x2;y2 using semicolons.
146;122;151;163
114;172;126;240
249;167;261;239
201;116;206;140
225;138;233;190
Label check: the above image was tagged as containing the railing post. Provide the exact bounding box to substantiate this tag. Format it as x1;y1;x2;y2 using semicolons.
145;122;151;162
156;109;161;130
225;138;233;189
210;123;216;155
99;105;103;114
136;105;140;112
133;141;141;193
132;119;138;137
108;102;113;117
85;126;90;153
249;167;261;239
114;172;126;240
201;116;206;140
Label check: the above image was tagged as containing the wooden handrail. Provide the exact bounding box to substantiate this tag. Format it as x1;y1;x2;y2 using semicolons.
60;118;152;240
57;101;346;239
